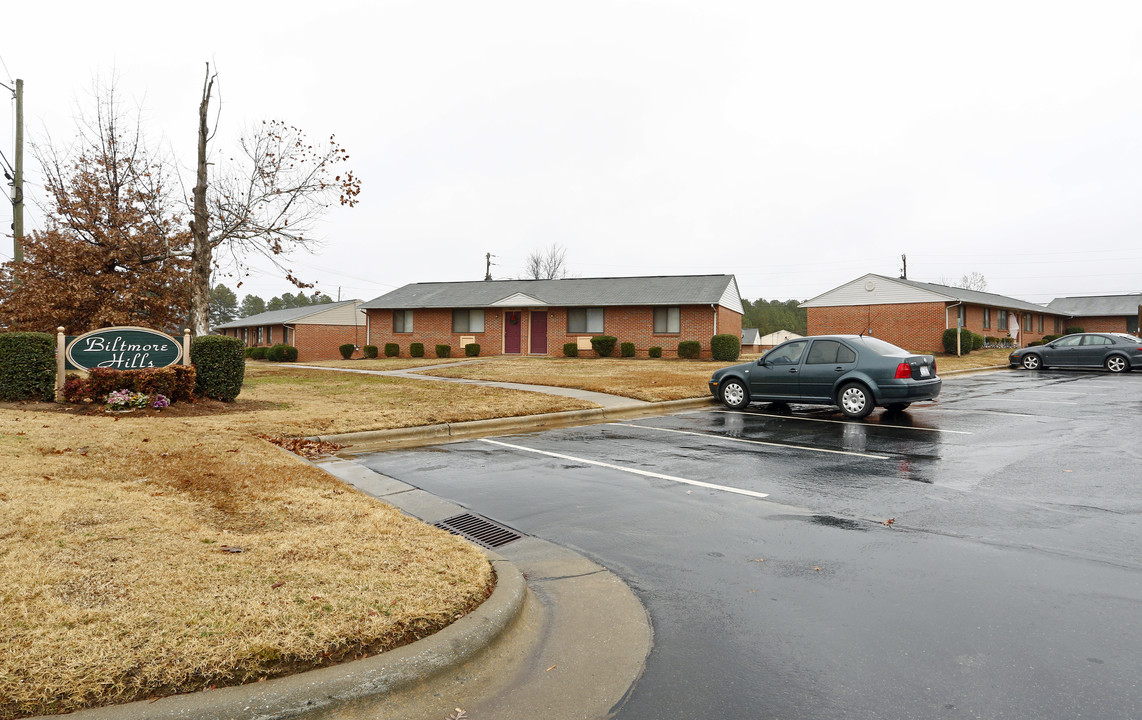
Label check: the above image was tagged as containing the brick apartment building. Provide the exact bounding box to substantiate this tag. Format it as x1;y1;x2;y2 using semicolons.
359;275;743;358
1047;294;1142;334
801;274;1071;353
214;300;366;361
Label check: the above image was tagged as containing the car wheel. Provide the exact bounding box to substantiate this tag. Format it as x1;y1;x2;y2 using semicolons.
884;402;911;412
1021;354;1041;370
719;379;750;410
1105;354;1130;373
837;383;873;419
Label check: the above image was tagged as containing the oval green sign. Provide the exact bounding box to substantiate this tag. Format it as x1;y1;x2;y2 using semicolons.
67;327;183;371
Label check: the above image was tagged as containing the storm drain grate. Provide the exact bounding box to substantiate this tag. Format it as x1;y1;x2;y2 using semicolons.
434;513;523;549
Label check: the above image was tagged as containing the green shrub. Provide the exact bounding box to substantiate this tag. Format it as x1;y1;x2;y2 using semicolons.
563;342;578;357
0;332;55;401
1028;340;1044;346
591;335;618;357
384;343;399;357
970;332;984;351
435;344;451;358
677;340;701;359
1065;326;1084;335
244;347;256;358
648;346;663;358
1042;334;1061;343
410;343;425;358
620;342;636;358
192;335;245;402
339;343;356;360
363;345;378;359
249;346;268;360
266;344;298;362
941;328;974;354
710;334;741;362
465;343;481;357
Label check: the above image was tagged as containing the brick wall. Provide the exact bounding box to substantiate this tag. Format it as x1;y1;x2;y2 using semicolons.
366;305;743;358
218;324;364;361
807;303;1064;352
1066;316;1133;333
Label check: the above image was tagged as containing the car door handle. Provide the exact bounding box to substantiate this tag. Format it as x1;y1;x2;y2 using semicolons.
788;368;798;374
835;367;844;372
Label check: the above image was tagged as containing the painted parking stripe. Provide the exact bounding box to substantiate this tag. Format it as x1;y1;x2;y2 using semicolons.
478;438;771;498
710;409;972;435
1015;390;1083;395
991;398;1077;405
614;423;891;459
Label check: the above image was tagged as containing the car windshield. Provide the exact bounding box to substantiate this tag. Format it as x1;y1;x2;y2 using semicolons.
853;336;909;356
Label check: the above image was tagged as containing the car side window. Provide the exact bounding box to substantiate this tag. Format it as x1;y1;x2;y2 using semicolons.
836;343;856;363
1083;335;1112;346
768;340;807;365
806;340;839;364
1056;336;1083;347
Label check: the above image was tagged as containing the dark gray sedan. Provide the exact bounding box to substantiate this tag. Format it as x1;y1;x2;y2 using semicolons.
709;335;941;418
1009;332;1142;372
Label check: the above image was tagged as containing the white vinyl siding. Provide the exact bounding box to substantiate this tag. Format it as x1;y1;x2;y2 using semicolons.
452;309;485;333
654;307;681;334
393;309;413;333
567;308;604;334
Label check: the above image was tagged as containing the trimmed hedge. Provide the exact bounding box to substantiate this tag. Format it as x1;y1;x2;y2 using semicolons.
339;343;356;360
465;343;481;357
563;342;578;357
710;334;741;362
266;344;298;362
435;344;451;358
410;343;425;358
0;332;56;401
71;366;197;404
192;335;245;402
384;343;399;358
363;345;378;359
1065;326;1084;335
249;346;268;360
620;342;636;358
941;328;974;354
648;346;663;358
591;335;618;357
677;340;701;359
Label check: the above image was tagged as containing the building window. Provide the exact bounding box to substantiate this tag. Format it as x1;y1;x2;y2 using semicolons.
267;326;273;344
982;308;991;330
452;309;485;333
257;327;264;344
998;310;1008;331
1023;313;1032;332
567;308;604;334
1054;317;1060;333
1037;315;1043;333
393;310;414;333
653;307;681;334
242;328;248;345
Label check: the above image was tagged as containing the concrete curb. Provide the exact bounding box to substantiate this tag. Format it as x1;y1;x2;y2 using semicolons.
314;397;718;448
45;559;527;720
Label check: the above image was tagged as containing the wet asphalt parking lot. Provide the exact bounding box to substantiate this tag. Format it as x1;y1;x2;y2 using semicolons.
352;369;1142;720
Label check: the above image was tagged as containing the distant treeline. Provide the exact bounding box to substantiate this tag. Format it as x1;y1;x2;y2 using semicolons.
741;298;807;336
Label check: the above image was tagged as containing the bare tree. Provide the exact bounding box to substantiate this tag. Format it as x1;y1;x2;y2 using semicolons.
524;243;568;280
187;64;360;335
939;272;988;292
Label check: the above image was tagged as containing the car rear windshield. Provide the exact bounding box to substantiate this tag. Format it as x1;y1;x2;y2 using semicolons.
853;336;910;356
1113;333;1142;343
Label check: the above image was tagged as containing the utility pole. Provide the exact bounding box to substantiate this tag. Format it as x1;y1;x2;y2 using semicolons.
484;252;493;281
4;78;22;263
899;254;907;280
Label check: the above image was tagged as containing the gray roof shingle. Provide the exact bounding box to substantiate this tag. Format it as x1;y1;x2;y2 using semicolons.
887;276;1067;316
1047;294;1142;317
360;275;742;311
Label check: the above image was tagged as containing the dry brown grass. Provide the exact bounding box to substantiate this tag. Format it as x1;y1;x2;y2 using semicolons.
0;368;595;718
280;357;471;370
934;348;1012;372
422;356;732;402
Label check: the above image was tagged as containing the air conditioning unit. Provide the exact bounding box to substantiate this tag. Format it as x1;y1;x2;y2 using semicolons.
577;336;593;351
460;335;476;346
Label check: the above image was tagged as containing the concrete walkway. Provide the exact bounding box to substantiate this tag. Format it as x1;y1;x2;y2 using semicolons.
290;361;651;411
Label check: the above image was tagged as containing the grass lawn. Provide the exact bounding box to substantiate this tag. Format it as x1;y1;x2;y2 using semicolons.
0;367;592;718
418;349;1010;402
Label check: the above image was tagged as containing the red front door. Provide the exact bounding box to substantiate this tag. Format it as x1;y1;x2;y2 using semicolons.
504;311;521;354
530;311;548;354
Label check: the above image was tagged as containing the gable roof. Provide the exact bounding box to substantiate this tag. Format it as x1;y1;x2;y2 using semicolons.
1047;294;1142;317
801;274;1067;316
360;275;744;314
741;328;760;345
214;299;364;330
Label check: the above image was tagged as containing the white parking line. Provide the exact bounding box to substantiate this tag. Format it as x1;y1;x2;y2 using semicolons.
613;423;891;459
991;398;1077;405
478;438;771;498
710;409;972;435
1014;390;1083;395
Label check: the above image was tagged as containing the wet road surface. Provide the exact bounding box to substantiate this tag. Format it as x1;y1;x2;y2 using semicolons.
351;370;1142;719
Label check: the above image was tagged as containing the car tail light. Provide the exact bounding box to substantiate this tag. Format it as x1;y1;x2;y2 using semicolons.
894;362;912;379
932;360;937;374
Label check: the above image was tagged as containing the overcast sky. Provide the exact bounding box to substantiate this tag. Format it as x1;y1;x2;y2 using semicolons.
3;1;1141;306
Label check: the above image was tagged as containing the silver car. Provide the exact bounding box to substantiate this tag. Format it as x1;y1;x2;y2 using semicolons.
1009;333;1142;373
